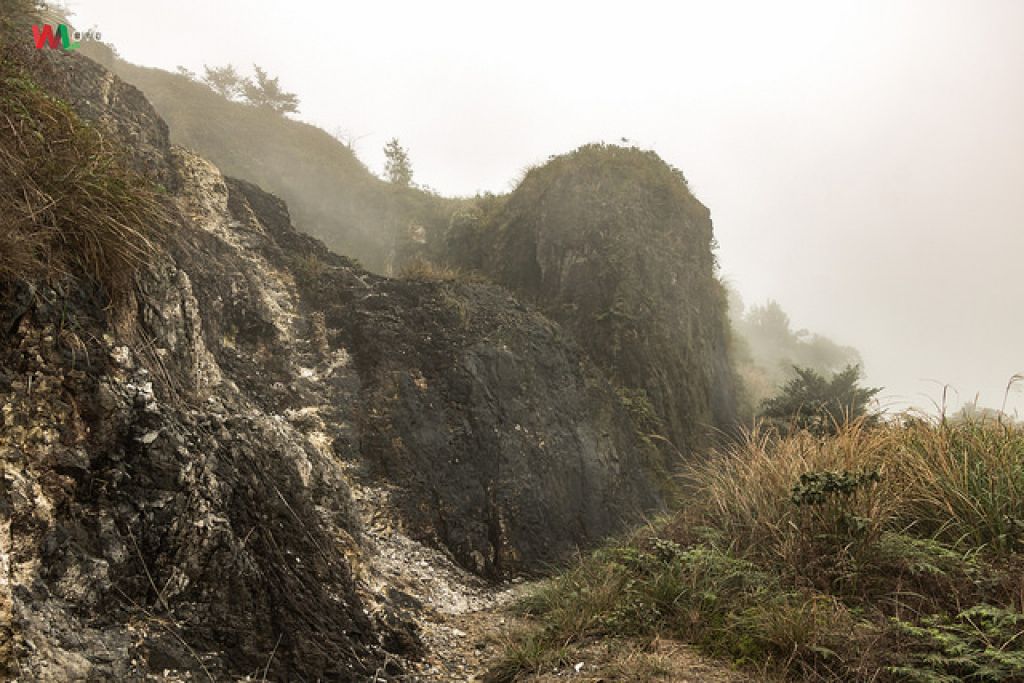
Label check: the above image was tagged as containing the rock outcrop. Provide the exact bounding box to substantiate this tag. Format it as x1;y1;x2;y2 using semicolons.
447;145;741;457
1;47;665;679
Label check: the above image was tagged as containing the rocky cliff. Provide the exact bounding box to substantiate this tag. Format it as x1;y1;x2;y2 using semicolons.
1;43;665;680
68;43;743;460
447;145;741;457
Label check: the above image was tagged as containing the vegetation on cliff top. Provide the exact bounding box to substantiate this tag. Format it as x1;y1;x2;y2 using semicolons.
79;40;459;273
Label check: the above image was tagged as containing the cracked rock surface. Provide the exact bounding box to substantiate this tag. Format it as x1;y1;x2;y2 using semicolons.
1;49;666;680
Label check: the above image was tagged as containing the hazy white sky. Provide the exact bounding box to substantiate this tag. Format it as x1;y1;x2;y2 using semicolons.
66;0;1024;415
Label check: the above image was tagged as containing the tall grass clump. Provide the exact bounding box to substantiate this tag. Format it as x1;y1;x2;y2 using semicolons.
893;416;1024;553
679;419;898;581
0;52;167;305
492;415;1024;682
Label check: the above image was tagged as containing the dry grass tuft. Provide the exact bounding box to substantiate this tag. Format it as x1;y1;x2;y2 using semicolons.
399;256;486;283
0;57;168;306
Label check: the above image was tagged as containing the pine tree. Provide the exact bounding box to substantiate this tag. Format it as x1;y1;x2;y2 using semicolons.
383;138;412;187
202;64;243;99
241;65;299;115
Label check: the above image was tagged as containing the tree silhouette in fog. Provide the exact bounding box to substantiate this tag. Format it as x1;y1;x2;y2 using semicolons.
241;65;300;115
383;138;413;186
202;64;244;100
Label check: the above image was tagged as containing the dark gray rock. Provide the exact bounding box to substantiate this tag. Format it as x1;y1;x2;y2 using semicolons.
1;48;668;680
447;144;742;457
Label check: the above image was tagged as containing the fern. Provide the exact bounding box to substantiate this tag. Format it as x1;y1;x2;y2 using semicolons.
889;606;1024;682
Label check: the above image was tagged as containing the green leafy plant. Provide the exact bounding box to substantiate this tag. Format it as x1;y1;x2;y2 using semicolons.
791;469;882;507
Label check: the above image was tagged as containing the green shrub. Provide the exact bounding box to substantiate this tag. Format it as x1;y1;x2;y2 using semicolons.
762;365;881;435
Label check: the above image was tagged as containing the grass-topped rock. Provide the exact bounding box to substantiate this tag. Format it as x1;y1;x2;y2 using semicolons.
448;144;742;458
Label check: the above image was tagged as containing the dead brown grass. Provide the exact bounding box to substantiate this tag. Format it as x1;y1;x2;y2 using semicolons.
0;56;168;306
399;256;486;283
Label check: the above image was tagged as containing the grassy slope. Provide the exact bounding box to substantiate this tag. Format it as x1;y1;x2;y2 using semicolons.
79;42;460;272
493;416;1024;682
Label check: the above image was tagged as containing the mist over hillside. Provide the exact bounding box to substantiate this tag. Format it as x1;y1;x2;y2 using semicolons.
67;0;1024;418
80;41;459;274
77;40;877;424
3;1;1022;680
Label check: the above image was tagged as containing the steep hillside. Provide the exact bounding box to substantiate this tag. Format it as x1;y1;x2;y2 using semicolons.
1;39;666;680
79;41;458;273
448;145;742;456
72;46;743;457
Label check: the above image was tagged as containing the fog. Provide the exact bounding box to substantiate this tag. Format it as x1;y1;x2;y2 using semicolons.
66;0;1024;416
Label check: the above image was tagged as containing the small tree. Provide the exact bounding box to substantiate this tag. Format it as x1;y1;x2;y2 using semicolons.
383;137;412;187
202;64;244;99
761;365;881;435
241;65;299;115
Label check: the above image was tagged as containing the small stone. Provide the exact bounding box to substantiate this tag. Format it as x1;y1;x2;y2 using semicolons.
110;346;133;368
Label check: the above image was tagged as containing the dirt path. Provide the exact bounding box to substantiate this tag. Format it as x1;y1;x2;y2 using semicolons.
410;602;753;682
344;466;750;682
343;467;522;680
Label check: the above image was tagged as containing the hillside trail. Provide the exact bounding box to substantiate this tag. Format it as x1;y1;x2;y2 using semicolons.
344;468;751;682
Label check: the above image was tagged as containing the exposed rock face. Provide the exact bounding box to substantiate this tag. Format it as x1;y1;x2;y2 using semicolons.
1;51;665;679
0;146;411;680
319;276;659;577
27;48;178;191
233;178;664;579
448;145;741;457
